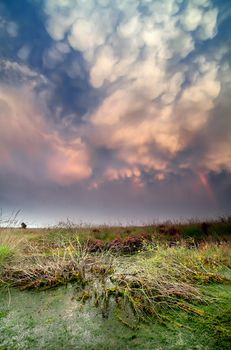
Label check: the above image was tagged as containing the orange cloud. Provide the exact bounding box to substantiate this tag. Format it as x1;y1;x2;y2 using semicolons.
47;136;92;184
0;84;92;184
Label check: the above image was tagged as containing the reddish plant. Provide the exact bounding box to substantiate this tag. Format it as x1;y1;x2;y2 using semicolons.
87;233;152;254
109;237;123;252
87;239;106;252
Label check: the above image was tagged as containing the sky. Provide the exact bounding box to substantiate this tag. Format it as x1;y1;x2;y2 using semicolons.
0;0;231;226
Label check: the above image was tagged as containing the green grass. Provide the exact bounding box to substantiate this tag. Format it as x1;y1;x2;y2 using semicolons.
0;231;24;267
0;220;230;349
0;245;14;265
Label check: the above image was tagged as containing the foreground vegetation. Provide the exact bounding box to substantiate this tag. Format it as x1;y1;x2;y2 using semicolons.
0;218;231;349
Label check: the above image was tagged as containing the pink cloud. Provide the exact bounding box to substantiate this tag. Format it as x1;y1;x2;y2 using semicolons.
0;84;92;184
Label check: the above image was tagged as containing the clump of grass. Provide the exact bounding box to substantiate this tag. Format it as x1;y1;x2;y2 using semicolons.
0;231;25;267
79;242;231;326
78;272;204;328
0;238;115;291
0;245;14;265
0;258;86;290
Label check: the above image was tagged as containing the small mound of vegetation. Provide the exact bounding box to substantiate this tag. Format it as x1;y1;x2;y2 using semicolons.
0;258;86;290
78;243;230;326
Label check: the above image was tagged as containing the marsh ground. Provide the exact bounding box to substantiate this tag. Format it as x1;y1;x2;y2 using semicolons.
0;219;230;350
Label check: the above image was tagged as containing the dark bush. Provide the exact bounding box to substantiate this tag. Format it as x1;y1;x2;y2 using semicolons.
92;228;101;233
201;222;210;235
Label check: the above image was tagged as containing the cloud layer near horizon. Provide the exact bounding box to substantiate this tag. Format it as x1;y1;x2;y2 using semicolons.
0;0;231;223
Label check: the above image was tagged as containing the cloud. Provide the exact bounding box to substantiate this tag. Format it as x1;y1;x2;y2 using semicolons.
0;16;18;38
47;136;92;184
203;142;231;173
0;62;92;185
39;0;231;190
1;0;231;197
198;8;218;40
1;60;47;86
180;5;203;32
17;45;31;61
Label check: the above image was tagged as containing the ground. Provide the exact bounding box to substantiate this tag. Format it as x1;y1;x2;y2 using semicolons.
0;219;230;349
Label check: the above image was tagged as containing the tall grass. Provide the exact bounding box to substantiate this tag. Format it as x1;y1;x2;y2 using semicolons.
0;209;21;228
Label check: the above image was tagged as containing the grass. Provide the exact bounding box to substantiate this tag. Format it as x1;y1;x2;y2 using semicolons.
0;218;230;349
0;280;230;349
76;243;230;325
0;231;24;267
204;303;231;349
0;245;14;266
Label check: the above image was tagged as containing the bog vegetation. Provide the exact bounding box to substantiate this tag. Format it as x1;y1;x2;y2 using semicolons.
0;217;230;349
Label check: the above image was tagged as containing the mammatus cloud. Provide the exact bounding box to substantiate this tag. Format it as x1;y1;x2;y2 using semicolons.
0;15;18;38
42;0;231;188
1;0;231;199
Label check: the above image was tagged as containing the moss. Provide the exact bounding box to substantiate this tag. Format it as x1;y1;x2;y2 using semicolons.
0;282;231;349
203;305;231;349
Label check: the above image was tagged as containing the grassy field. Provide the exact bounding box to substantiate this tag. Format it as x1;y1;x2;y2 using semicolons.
0;218;231;349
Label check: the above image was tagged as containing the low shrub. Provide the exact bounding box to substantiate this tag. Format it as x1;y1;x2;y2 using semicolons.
87;238;106;252
87;233;152;254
